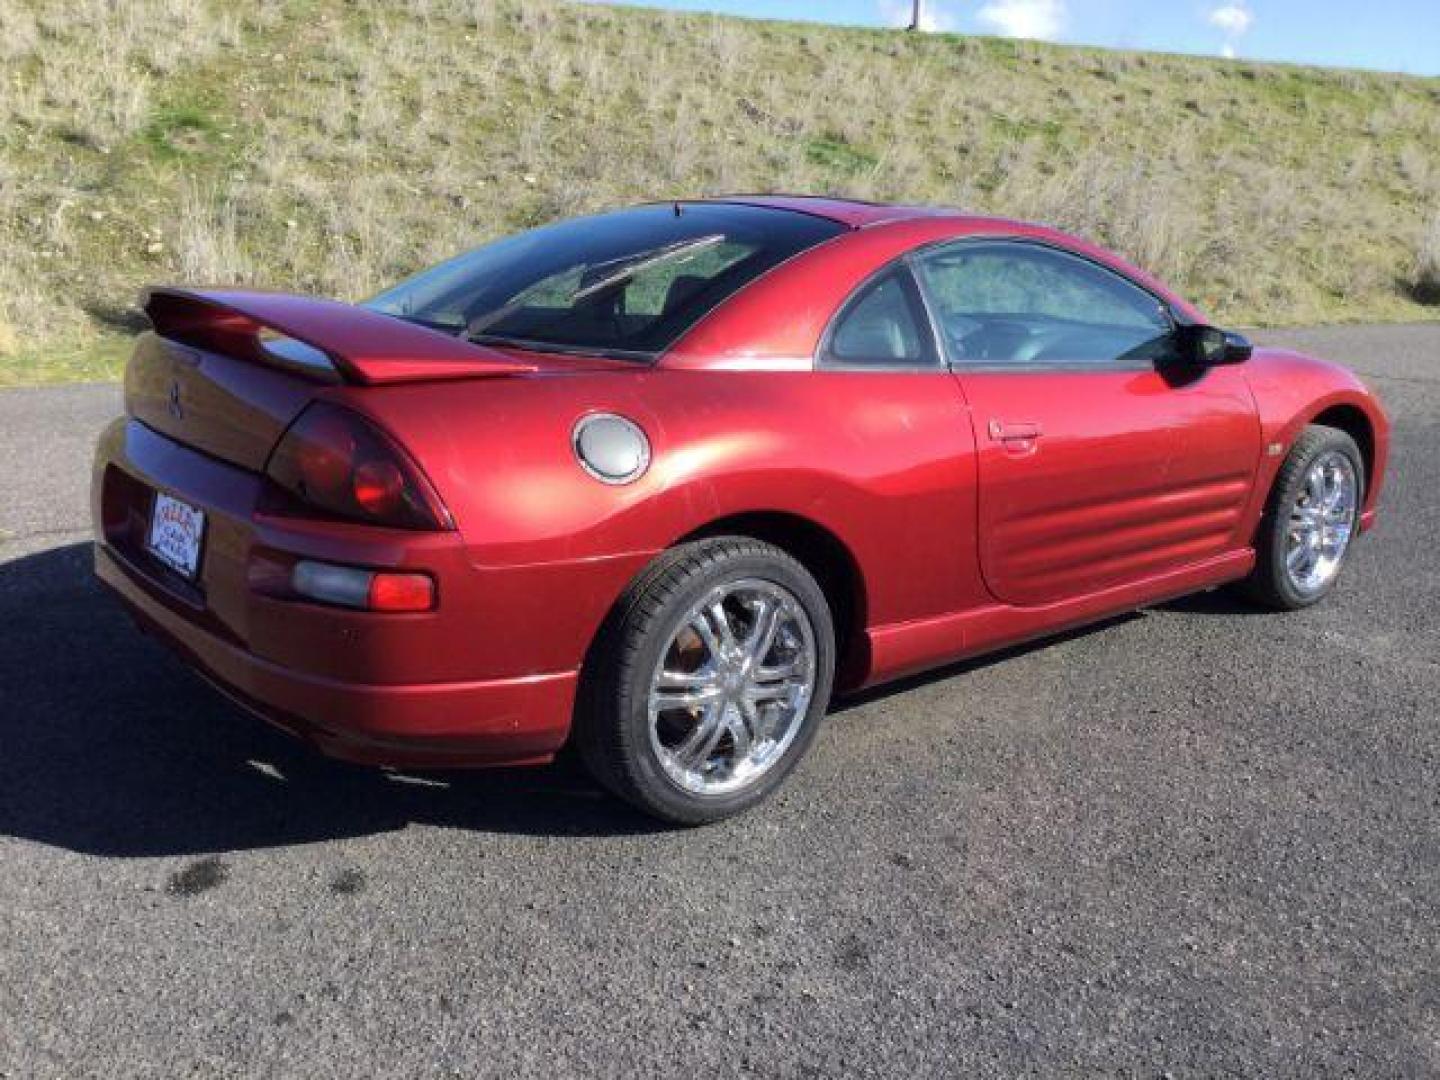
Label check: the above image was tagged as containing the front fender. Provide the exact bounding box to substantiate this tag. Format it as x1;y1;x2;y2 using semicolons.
1244;348;1391;520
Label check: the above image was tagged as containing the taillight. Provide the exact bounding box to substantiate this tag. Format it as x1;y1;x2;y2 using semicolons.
265;403;451;530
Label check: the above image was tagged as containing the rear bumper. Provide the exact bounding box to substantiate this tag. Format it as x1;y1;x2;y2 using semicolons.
88;417;650;769
96;543;577;767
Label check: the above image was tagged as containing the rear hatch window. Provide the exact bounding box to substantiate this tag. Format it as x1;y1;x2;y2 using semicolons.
365;203;845;361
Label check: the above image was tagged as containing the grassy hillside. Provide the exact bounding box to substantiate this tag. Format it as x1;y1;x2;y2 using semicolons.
2;0;1438;385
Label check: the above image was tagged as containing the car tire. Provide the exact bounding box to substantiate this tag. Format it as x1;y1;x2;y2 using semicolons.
575;537;836;825
1240;424;1365;611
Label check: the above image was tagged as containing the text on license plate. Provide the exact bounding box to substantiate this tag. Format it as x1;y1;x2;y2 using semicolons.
147;492;205;580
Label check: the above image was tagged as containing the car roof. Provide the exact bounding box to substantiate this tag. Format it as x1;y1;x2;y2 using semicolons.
697;194;977;229
688;195;1194;315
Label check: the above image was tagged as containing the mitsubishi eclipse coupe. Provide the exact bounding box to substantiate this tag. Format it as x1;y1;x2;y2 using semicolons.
92;196;1390;824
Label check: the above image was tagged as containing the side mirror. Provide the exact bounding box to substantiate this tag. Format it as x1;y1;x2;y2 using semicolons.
1174;324;1252;366
1222;330;1255;364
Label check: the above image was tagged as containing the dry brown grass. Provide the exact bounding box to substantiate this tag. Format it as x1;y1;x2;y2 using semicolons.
1;0;1438;380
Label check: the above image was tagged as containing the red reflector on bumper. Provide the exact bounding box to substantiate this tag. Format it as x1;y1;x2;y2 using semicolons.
291;560;435;612
367;572;435;613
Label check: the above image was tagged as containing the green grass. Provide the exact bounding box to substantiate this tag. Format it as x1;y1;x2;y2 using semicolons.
805;135;879;174
142;100;223;161
0;338;131;387
1;0;1438;385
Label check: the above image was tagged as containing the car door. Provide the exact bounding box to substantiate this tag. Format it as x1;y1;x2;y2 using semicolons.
813;262;984;627
912;239;1261;608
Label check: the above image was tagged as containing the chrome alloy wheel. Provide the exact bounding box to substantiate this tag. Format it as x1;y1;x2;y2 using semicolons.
647;578;817;796
1285;449;1358;596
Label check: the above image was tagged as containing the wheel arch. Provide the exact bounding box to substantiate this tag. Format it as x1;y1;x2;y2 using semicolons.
677;511;869;685
1308;402;1375;494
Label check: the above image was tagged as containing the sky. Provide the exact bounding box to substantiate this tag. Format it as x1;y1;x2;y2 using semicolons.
599;1;1440;75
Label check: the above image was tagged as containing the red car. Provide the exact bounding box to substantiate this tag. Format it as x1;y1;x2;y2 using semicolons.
92;197;1389;823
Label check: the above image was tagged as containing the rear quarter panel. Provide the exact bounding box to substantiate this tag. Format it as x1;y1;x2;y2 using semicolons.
344;368;982;679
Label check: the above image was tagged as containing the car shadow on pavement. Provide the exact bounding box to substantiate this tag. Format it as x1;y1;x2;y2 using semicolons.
1155;588;1272;616
829;612;1144;715
0;543;664;858
829;578;1278;713
1;544;1266;858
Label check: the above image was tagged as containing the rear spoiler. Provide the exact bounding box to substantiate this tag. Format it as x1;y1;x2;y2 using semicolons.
142;287;537;385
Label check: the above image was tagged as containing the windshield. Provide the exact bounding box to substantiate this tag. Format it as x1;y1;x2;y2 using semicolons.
365;203;845;360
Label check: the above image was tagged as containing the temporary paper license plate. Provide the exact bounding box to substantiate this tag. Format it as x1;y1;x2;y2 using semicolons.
146;491;205;580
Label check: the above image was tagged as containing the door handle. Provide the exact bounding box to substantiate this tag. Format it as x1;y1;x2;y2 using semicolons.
987;419;1044;442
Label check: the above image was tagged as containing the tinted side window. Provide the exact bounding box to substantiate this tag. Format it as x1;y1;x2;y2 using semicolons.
824;268;938;368
914;242;1174;368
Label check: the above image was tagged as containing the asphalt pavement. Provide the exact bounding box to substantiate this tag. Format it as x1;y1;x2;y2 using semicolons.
1;324;1437;1077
